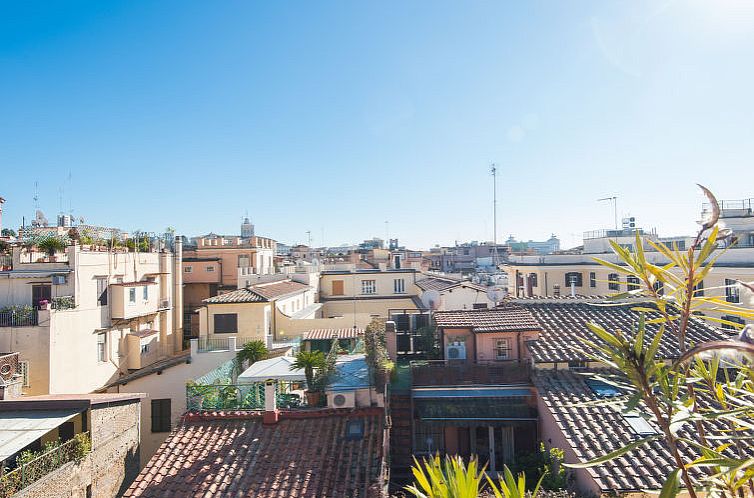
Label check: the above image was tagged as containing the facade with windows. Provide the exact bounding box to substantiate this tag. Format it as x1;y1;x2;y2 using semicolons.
0;241;182;395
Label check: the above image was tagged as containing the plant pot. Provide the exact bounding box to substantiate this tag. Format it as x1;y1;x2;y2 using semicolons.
305;391;321;407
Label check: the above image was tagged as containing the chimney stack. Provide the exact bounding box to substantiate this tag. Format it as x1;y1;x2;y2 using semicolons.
263;380;279;425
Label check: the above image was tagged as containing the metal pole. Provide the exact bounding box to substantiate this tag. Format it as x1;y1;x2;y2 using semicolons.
491;164;498;267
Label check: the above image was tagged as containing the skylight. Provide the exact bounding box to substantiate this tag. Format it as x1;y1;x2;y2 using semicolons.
585;379;620;398
345;420;365;440
623;412;657;436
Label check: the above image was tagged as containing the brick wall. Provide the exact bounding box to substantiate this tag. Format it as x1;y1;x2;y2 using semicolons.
15;400;141;498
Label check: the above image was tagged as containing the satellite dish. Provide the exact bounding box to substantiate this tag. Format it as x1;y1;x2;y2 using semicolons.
487;287;507;304
421;290;442;311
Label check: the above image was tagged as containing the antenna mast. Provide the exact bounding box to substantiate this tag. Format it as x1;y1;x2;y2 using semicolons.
491;164;498;267
597;196;618;230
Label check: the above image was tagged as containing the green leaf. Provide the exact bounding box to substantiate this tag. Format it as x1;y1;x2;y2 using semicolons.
658;469;680;498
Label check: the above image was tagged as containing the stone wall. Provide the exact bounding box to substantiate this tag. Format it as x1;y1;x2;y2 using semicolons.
15;400;141;498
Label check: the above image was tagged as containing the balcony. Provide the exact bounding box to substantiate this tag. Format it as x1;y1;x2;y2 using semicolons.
410;360;531;387
110;282;161;320
0;307;39;327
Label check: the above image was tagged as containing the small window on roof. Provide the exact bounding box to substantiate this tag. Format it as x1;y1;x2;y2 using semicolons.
586;379;620;398
345;419;365;440
624;412;657;436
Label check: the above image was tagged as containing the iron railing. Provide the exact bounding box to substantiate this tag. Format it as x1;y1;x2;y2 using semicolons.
196;337;233;352
186;382;321;411
0;433;90;497
410;359;531;387
0;308;38;327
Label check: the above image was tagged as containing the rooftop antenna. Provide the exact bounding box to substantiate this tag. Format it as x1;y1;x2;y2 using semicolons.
491;164;499;267
597;196;618;230
306;230;312;247
33;181;39;210
385;220;389;245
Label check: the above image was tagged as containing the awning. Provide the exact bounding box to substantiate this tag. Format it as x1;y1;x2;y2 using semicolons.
414;397;537;427
237;356;306;383
0;409;80;461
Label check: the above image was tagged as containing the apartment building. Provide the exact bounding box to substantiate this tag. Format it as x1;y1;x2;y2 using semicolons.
426;242;509;273
0;239;182;395
319;268;423;321
390;299;740;495
182;226;276;337
504;199;754;328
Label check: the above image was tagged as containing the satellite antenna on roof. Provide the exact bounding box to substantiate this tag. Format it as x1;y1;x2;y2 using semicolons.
486;287;507;306
421;290;442;311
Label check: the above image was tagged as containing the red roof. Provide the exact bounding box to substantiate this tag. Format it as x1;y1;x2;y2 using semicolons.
124;409;386;498
434;304;542;332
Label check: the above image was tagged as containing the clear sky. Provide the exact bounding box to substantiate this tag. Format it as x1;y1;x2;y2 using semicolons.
2;1;753;249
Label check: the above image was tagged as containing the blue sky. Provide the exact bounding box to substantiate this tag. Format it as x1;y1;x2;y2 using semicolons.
2;1;753;249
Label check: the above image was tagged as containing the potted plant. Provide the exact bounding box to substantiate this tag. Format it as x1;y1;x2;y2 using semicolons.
235;340;268;374
37;236;67;262
290;351;326;406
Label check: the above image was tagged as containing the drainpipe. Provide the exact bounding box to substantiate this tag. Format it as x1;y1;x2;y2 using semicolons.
173;236;183;354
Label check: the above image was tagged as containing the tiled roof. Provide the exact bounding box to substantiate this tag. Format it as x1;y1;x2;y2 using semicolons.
519;301;728;362
204;280;310;304
304;328;364;340
124;410;386;498
533;369;754;492
434;305;542;333
416;275;487;293
250;280;310;300
204;288;266;304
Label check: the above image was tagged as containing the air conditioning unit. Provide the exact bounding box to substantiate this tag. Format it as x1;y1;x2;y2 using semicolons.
328;391;356;409
51;275;66;285
160;299;170;309
445;342;466;360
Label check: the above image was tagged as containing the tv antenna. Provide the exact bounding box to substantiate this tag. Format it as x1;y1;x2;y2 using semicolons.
491;164;499;266
597;196;618;230
33;181;39;209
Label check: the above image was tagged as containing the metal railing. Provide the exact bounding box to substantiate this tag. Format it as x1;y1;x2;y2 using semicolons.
0;433;90;497
196;337;233;352
186;382;321;411
410;359;531;387
0;254;11;270
0;308;39;327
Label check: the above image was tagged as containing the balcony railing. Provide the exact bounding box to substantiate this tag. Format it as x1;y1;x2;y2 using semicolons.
0;254;11;270
0;433;90;496
410;359;531;387
0;308;38;328
186;382;321;411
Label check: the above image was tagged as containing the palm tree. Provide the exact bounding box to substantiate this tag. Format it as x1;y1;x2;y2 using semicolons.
290;350;326;393
37;236;67;260
236;340;268;370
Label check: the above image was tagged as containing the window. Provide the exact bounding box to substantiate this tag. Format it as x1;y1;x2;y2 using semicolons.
361;280;376;294
345;419;365;440
586;379;620;398
653;281;664;296
529;273;538;287
97;333;107;362
18;361;29;387
472;303;488;309
213;313;238;333
589;272;596;288
725;279;740;303
331;280;345;296
564;272;583;287
624;412;657;436
206;265;215;272
143;286;149;301
627;275;641;289
141;343;150;354
151;399;171;433
495;338;511;360
394;278;405;294
129;287;136;303
184;266;193;273
414;423;445;454
693;280;704;297
96;278;108;306
721;315;745;331
608;273;620;291
568;360;588;369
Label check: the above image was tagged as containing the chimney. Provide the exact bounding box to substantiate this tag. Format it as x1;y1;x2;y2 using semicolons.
263;380;279;425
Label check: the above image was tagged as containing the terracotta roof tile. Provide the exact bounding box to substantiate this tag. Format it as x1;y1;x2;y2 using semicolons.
533;369;754;492
204;281;310;304
124;410;386;498
434;304;542;332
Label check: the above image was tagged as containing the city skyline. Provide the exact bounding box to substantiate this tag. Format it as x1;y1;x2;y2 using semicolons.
3;1;754;248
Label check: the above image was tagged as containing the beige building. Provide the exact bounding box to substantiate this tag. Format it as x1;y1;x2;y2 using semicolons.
0;239;183;395
319;268;423;322
504;201;754;330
